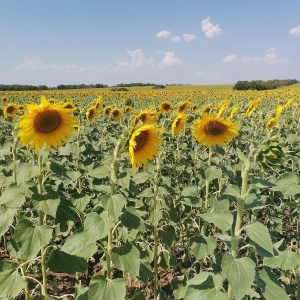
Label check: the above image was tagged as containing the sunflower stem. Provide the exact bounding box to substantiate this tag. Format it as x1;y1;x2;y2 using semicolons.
228;151;252;299
153;153;162;300
106;139;122;279
37;152;48;296
12;136;18;184
204;146;213;212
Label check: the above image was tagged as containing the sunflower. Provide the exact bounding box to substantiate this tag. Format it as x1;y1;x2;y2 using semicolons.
200;103;215;117
17;96;78;151
95;96;103;109
171;113;187;135
111;108;122;121
133;109;158;125
2;97;7;103
275;105;284;119
228;105;239;120
265;117;278;132
192;104;198;111
86;105;99;123
103;105;112;117
192;115;239;147
4;103;19;118
128;124;163;168
159;101;173;114
125;106;132;114
177;100;190;113
63;101;76;112
244;99;261;117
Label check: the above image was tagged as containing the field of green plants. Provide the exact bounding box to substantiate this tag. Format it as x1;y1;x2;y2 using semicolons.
0;88;299;300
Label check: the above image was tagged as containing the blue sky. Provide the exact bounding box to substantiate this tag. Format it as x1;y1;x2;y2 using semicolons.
0;0;299;87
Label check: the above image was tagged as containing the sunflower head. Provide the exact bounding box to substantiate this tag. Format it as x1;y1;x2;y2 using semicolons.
4;103;19;118
171;113;187;135
177;100;190;113
17;97;79;151
265;117;278;132
2;97;7;103
192;115;239;147
103;105;112;117
63;101;76;112
86;105;99;123
111;108;122;121
159;101;173;114
133;109;158;125
126;124;163;168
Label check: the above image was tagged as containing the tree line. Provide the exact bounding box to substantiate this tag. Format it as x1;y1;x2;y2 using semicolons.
233;79;299;91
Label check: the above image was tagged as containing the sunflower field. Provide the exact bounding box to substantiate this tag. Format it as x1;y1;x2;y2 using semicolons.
0;88;299;300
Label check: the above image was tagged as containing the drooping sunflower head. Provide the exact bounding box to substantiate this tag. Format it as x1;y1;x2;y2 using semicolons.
4;103;19;118
159;101;173;114
177;100;190;113
171;113;187;135
111;108;122;121
192;115;239;147
86;105;99;123
127;124;163;169
17;96;78;151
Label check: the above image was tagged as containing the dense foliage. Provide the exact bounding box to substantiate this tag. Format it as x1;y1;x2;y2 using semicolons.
233;79;299;91
0;89;299;300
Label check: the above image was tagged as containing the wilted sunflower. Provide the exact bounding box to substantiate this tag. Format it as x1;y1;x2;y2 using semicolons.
111;108;122;121
192;115;239;147
17;96;78;151
133;109;158;125
177;100;190;113
171;113;187;135
103;105;112;117
265;117;278;132
128;124;163;168
159;101;173;114
4;103;19;118
86;105;99;123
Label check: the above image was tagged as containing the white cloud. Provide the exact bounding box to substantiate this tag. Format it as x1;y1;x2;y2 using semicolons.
117;49;153;69
290;25;300;37
243;48;289;64
14;60;79;73
171;36;181;43
159;52;184;68
201;17;222;39
183;34;196;42
157;30;172;38
222;54;239;63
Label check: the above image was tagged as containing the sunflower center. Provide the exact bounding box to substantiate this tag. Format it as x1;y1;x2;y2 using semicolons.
134;131;149;153
112;110;120;117
204;120;227;136
162;103;171;110
6;106;16;114
174;118;180;128
34;110;62;134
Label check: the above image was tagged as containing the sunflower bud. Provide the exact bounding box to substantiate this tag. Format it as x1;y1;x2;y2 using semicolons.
255;136;288;170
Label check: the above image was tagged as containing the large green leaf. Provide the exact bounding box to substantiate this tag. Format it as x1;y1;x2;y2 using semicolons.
0;186;26;208
88;165;109;179
201;211;233;231
111;242;140;277
221;254;255;300
258;268;289;300
120;207;146;231
16;163;39;184
88;276;126;300
190;235;216;260
32;191;60;217
84;211;114;243
100;193;126;220
47;249;88;274
0;206;18;236
185;275;228;300
246;222;273;255
0;269;27;298
14;219;53;260
75;284;89;300
61;227;97;259
263;249;300;270
56;199;81;223
204;166;222;181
